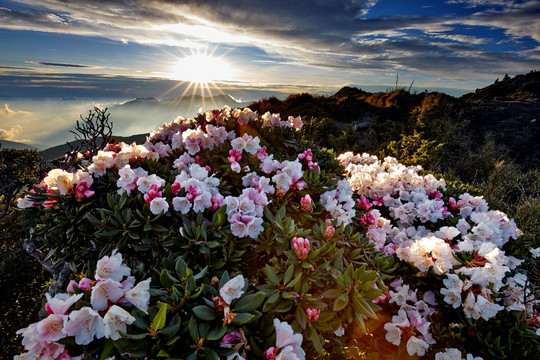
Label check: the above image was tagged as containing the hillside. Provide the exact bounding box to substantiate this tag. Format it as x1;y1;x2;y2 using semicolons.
248;70;540;183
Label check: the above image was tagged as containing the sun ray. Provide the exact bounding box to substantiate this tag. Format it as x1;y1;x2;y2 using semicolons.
158;45;240;116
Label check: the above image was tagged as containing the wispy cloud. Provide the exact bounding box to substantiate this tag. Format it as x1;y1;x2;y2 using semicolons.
0;0;538;85
32;61;93;68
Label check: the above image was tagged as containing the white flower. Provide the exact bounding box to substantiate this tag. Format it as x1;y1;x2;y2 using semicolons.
91;279;125;311
95;250;131;282
406;336;429;356
103;305;135;340
136;174;166;194
272;172;292;191
220;275;245;304
17;196;34;208
274;318;305;360
383;322;402;346
173;196;191;214
435;348;462;360
125;278;151;313
333;325;345;337
65;307;105;345
530;247;540;258
150;197;169;215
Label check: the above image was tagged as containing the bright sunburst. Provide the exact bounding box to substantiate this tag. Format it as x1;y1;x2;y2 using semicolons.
168;53;236;84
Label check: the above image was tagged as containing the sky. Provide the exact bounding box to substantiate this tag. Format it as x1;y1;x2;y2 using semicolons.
0;0;539;146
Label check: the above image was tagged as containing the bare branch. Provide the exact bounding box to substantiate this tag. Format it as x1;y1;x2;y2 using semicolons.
23;238;71;296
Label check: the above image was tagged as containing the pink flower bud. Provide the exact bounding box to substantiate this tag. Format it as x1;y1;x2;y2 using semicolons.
171;181;181;195
306;307;320;322
300;194;312;212
264;347;277;360
293;237;310;261
323;225;335;240
67;280;78;293
77;277;93;291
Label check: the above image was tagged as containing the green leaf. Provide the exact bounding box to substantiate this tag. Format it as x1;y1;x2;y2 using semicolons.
157;349;170;358
356;297;378;320
276;205;286;220
204;348;219;360
100;339;115;360
188;316;199;342
310;326;325;354
192;305;216;321
265;264;280;285
175;257;188;277
321;288;343;299
275;300;294;313
283;264;294;285
151;303;168;331
231;312;255;325
267;292;280;304
160;313;181;336
333;293;349;312
287;272;302;288
233;292;266;313
213;205;227;227
160;269;179;288
296;304;307;330
207;325;228;341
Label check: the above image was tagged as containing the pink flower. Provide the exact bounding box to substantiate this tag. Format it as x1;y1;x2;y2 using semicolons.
171;181;181;195
45;293;83;315
357;196;372;211
293;237;310;261
211;193;225;211
373;195;384;206
305;308;320;322
254;145;267;160
228;149;243;163
75;181;94;200
36;314;68;343
143;183;162;205
300;194;312;212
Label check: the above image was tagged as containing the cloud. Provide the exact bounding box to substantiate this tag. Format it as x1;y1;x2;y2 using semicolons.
35;62;92;68
0;0;538;83
0;124;23;140
0;103;32;117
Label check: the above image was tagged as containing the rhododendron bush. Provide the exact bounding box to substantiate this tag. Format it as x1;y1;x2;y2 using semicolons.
16;107;540;359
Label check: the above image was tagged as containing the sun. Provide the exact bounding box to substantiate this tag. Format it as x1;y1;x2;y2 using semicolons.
168;53;236;84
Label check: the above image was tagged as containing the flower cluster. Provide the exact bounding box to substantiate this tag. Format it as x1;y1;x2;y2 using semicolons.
15;250;150;359
339;151;538;352
383;279;436;357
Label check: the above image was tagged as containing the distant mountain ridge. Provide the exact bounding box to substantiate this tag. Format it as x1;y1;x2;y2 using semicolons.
2;72;538;182
0;140;40;151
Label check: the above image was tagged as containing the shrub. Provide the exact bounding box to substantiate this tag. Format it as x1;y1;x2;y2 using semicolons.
14;107;540;359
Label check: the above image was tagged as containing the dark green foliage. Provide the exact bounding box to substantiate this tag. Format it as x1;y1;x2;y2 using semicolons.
0;148;48;358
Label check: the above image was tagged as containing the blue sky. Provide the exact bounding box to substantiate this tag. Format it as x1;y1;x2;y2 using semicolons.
0;0;539;145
